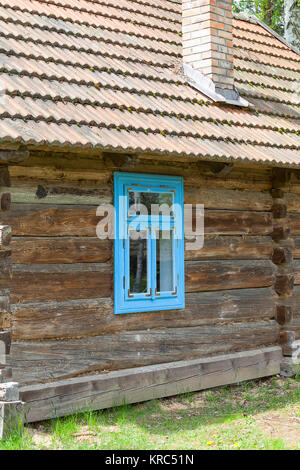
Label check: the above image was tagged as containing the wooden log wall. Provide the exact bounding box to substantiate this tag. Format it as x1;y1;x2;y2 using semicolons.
4;151;280;385
0;165;13;385
283;170;300;342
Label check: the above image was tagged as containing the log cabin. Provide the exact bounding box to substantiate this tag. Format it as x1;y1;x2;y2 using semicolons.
0;0;300;431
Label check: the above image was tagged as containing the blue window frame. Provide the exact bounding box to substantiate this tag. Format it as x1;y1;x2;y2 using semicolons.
114;172;185;314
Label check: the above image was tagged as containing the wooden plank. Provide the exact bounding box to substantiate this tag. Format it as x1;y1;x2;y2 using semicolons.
9;321;279;385
19;347;282;423
185;188;272;211
0;204;100;236
185;260;275;292
11;237;112;264
11;263;112;304
185;235;273;260
11;287;277;341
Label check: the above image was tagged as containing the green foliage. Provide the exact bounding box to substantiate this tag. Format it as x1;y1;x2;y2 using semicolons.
233;0;285;34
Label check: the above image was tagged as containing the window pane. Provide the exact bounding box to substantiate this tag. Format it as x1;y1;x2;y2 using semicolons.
129;230;148;294
129;191;173;216
156;230;174;293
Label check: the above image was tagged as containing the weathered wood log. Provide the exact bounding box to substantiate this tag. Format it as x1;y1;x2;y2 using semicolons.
11;287;277;341
0;193;11;212
11;155;272;191
291;261;300;285
19;347;282;423
274;274;294;296
11;237;112;264
279;330;295;345
0;148;29;163
185;260;275;292
272;168;291;188
11;263;112;304
0;226;11;247
0;251;12;286
0;331;11;355
272;224;290;241
9;183;112;206
0;167;10;187
204;210;272;235
0;204;100;237
185;236;273;260
275;305;293;326
272;202;287;219
1;205;272;237
185;188;272;211
272;246;293;265
9;321;280;385
289;214;300;234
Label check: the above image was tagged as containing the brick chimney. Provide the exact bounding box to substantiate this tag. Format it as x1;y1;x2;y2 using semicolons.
182;0;237;101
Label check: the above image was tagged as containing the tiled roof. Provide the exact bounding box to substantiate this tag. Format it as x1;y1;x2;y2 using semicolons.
0;0;299;167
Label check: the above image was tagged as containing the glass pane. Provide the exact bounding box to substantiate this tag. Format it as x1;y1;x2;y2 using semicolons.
156;230;174;293
129;191;173;216
129;230;148;294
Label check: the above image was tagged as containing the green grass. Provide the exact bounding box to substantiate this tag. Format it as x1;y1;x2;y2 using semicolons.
1;375;299;450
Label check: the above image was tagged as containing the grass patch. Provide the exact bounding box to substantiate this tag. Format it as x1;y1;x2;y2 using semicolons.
1;375;299;450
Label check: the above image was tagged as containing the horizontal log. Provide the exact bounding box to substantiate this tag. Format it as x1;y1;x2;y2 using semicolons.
185;188;272;211
289;214;300;234
185;260;275;292
10;159;272;191
20;347;282;423
204;210;272;235
285;192;300;212
0;148;29;163
11;287;277;341
0;204;100;236
1;205;272;237
11;237;112;264
292;236;300;258
10;182;112;206
9;321;279;385
11;235;272;264
186;236;273;260
11;263;112;304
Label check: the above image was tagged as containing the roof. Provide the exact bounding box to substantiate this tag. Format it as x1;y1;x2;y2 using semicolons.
0;0;299;167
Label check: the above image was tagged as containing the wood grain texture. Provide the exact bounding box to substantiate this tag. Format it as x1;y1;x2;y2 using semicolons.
185;188;272;211
185;260;275;292
185;236;273;260
11;237;112;264
204;210;272;235
20;347;282;423
10;182;112;206
0;204;100;236
11;287;277;341
9;321;279;385
11;263;112;303
1;204;272;237
10;157;272;191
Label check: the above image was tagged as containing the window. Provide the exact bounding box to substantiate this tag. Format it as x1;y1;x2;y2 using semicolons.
114;172;185;314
